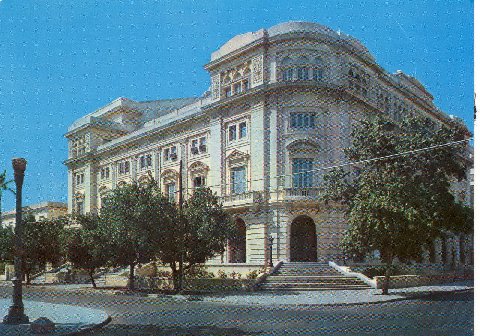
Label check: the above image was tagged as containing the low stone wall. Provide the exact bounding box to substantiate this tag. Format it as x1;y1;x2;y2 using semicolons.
106;275;255;292
374;274;463;289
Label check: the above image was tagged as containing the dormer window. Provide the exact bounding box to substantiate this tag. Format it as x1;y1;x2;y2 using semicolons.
163;146;177;162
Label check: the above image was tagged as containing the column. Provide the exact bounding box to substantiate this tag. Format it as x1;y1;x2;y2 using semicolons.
67;170;74;213
208;117;223;196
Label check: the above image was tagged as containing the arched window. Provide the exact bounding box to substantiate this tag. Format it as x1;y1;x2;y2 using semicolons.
228;218;247;263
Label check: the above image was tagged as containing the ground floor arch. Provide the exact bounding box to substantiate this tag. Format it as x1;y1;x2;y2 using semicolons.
290;215;317;262
228;218;247;263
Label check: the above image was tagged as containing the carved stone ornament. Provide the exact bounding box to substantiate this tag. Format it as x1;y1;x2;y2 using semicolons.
211;73;221;100
251;55;264;85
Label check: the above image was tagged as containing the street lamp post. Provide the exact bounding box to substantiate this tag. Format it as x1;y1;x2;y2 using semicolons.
268;236;274;268
3;158;29;325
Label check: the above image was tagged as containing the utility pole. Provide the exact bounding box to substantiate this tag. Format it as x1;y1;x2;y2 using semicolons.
178;159;184;292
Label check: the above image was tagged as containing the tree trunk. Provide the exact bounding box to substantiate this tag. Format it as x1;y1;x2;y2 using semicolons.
382;259;393;295
89;269;97;289
170;263;179;293
128;263;135;291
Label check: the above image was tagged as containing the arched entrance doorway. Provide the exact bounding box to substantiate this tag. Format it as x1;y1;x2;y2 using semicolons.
290;216;317;262
228;218;246;263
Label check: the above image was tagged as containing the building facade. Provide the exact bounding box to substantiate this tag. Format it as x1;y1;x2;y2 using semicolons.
1;201;68;228
65;22;473;272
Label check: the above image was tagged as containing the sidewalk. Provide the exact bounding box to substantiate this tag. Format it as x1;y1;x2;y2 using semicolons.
193;280;473;306
0;299;110;335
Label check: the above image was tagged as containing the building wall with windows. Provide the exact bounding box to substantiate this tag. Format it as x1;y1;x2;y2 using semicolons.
65;22;473;271
1;201;68;228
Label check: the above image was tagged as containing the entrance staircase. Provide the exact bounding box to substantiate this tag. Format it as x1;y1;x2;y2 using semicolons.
259;262;371;291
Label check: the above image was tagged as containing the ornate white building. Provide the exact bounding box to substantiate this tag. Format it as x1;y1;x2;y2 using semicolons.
65;22;473;273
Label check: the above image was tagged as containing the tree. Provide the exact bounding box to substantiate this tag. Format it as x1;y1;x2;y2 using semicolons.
22;215;66;284
0;225;13;266
158;187;235;291
322;115;473;294
63;214;111;288
99;181;176;290
0;170;15;227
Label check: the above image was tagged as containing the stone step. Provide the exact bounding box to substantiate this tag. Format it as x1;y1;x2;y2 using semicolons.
261;283;371;289
265;278;365;284
261;287;371;291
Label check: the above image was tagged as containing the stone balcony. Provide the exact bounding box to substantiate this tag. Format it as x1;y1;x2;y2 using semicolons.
220;187;323;208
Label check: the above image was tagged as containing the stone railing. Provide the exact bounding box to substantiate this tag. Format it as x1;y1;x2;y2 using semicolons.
221;191;254;205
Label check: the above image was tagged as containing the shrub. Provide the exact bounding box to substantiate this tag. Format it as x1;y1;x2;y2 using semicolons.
362;266;402;278
246;269;260;280
229;271;241;279
185;265;215;279
217;269;227;279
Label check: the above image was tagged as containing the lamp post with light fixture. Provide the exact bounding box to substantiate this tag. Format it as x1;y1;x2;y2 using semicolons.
3;158;29;325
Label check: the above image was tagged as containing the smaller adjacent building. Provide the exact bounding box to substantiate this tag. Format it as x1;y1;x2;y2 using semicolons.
1;201;68;228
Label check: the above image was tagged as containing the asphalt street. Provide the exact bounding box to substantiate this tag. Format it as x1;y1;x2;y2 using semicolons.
0;286;473;335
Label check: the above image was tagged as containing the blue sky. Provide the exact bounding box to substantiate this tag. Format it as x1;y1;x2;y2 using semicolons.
0;1;474;211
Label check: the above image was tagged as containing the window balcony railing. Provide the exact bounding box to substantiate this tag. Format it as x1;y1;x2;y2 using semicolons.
284;187;322;198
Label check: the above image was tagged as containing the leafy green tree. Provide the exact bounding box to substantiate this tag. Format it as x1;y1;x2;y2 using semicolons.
22;215;66;284
158;187;235;291
99;181;175;290
63;214;111;288
0;170;15;227
323;115;473;294
0;225;13;264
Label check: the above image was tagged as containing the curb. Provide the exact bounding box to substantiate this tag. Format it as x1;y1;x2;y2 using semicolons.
196;287;473;308
65;315;112;335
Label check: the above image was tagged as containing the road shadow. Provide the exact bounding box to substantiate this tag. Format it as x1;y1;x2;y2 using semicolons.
89;324;261;335
397;289;473;302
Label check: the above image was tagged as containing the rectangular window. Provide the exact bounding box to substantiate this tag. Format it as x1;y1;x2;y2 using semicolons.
297;67;309;80
193;176;206;188
199;137;207;153
118;161;130;175
191;139;199;155
313;68;322;81
292;158;313;188
164;146;177;161
76;201;84;214
229;125;237;141
166;183;176;202
231;166;246;194
283;68;293;81
290;113;315;129
225;87;232;97
234;82;242;94
243;79;250;90
239;122;247;138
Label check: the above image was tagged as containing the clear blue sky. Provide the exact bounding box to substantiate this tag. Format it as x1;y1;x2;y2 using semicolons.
0;1;474;211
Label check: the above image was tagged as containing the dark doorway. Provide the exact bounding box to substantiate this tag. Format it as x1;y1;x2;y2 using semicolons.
290;216;317;262
228;218;246;263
